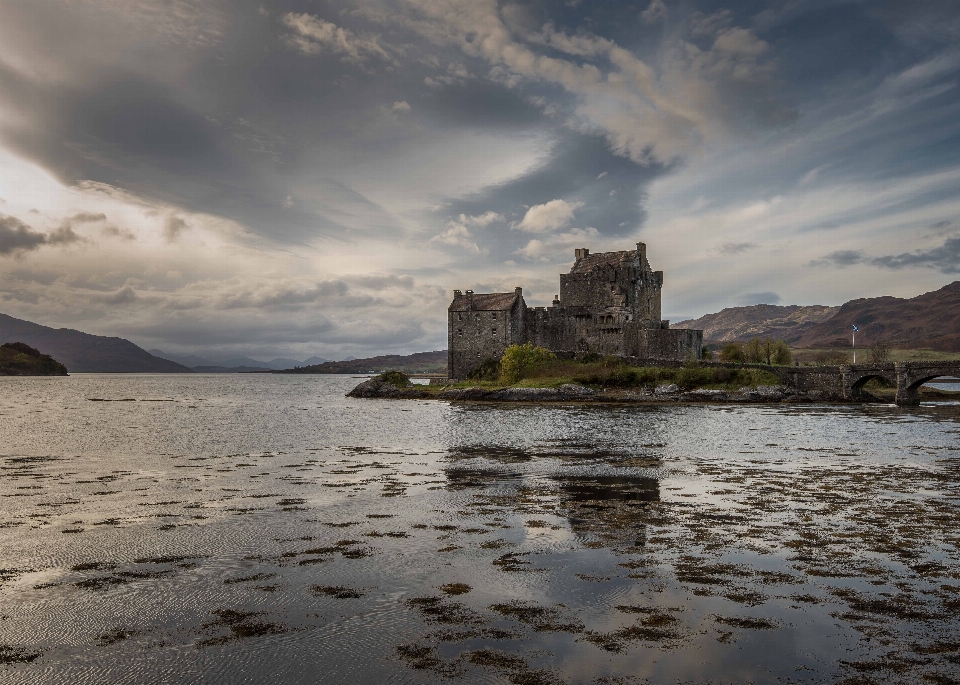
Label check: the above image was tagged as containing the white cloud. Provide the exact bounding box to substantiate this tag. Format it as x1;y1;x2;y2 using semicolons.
430;220;480;252
376;0;778;164
281;13;393;65
517;199;584;233
461;211;503;226
640;0;668;25
392;100;411;113
515;226;600;260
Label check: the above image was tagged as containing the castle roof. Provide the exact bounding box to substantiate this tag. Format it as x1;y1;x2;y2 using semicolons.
449;291;519;312
569;250;635;274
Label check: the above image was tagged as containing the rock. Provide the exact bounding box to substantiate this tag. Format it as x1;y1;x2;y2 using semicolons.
680;389;727;401
557;383;595;397
654;383;679;395
346;378;427;399
489;387;559;401
438;387;490;401
756;385;787;396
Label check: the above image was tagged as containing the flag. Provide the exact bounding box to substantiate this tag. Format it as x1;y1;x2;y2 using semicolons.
852;324;859;332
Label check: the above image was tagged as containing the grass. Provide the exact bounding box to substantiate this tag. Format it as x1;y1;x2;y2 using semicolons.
792;347;960;364
443;357;782;392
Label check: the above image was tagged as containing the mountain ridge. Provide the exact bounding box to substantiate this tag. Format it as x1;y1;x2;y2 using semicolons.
0;313;192;373
674;304;840;344
674;282;960;351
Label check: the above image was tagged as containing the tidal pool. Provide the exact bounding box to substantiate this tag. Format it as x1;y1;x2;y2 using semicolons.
1;374;958;684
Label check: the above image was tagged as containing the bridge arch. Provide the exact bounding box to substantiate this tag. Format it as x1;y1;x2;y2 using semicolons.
842;365;897;400
849;372;896;399
895;364;960;406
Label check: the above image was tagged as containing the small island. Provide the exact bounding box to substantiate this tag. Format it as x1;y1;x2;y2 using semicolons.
348;343;960;405
0;342;69;376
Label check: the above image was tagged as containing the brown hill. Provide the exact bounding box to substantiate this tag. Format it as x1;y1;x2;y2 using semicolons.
0;313;193;373
673;304;840;343
796;282;960;351
278;351;447;375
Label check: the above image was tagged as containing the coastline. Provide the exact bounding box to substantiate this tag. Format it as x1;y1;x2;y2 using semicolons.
349;377;847;404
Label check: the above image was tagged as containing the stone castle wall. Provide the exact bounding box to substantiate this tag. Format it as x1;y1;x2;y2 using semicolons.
447;244;703;380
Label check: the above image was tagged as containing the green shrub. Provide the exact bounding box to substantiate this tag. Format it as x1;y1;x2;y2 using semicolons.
499;343;557;384
772;341;792;365
720;343;745;363
377;370;410;388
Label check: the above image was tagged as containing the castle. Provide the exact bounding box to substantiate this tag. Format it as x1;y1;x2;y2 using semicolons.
448;243;703;380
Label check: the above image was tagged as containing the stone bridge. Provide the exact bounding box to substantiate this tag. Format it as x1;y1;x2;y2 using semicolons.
839;362;960;406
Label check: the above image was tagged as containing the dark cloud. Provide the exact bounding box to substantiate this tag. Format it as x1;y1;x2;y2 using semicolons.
46;223;86;246
0;215;47;256
872;236;960;273
435;131;665;262
717;242;757;255
810;249;867;267
70;212;107;223
736;291;781;306
163;215;189;242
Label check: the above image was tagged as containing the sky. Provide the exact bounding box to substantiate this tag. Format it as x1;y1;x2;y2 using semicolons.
0;0;958;360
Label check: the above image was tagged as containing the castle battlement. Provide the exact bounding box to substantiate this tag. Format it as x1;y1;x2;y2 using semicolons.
447;243;704;380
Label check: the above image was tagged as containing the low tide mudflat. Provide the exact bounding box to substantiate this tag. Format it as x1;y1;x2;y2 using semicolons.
1;374;959;684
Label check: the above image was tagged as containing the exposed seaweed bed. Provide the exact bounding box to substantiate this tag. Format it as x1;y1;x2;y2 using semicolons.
1;374;959;684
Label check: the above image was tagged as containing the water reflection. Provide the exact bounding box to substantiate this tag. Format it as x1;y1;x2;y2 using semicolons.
0;375;958;684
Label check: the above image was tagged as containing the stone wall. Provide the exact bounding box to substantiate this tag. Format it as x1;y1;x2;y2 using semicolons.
447;296;525;380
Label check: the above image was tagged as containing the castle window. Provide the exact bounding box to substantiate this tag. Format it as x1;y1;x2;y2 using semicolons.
491;312;497;319
491;327;497;334
457;313;463;321
457;329;463;336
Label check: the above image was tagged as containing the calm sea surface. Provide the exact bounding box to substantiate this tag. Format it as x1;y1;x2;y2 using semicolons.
1;374;959;684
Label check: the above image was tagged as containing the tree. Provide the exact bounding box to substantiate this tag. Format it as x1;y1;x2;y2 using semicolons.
870;340;891;364
745;338;764;364
760;338;777;364
719;342;745;363
499;343;556;384
772;341;792;365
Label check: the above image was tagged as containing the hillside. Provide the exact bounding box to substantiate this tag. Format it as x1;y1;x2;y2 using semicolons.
673;305;840;343
796;282;960;350
0;313;193;373
278;351;447;375
0;342;68;376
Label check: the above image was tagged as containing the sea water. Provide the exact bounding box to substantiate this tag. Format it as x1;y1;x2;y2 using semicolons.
1;374;958;684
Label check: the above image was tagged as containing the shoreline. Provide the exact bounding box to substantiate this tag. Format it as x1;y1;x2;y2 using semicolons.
347;376;960;405
349;377;852;404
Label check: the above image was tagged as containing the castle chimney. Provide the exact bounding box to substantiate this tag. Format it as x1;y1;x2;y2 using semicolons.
453;289;462;298
636;242;646;262
515;287;522;297
574;248;590;261
552;294;560;307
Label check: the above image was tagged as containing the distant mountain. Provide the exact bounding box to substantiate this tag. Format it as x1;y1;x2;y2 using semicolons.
193;366;271;374
0;313;192;373
267;357;305;370
796;282;960;350
279;351;447;375
150;350;332;371
149;350;215;367
673;305;840;343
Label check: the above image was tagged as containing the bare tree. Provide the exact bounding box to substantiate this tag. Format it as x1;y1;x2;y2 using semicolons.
870;340;891;364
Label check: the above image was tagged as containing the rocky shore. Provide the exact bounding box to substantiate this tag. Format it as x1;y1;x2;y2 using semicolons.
346;376;837;403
